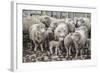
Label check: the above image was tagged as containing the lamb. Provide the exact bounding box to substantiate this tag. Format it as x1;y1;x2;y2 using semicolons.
49;40;60;55
29;23;46;52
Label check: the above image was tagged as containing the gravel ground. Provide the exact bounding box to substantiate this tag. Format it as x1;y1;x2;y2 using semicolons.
23;49;91;63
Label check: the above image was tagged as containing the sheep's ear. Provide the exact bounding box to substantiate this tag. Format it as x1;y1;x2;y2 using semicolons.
46;17;51;24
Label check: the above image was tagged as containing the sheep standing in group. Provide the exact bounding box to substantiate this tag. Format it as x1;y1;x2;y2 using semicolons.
44;27;54;52
39;15;55;28
71;26;88;59
23;15;42;33
64;33;74;58
49;40;60;55
23;12;91;62
74;17;91;38
54;22;69;42
65;18;75;33
23;15;55;33
29;23;46;52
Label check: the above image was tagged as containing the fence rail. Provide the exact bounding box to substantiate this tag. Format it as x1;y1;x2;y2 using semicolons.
23;10;91;19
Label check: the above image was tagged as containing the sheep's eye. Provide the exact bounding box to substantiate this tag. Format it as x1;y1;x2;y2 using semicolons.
81;21;84;23
45;17;49;20
58;31;60;32
54;23;57;25
64;30;66;32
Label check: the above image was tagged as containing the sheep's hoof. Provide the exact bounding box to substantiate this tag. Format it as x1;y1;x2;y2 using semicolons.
80;55;84;60
74;56;78;60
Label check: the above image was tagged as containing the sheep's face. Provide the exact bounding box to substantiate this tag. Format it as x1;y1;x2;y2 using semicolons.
77;20;82;27
47;28;53;35
37;24;46;34
76;18;85;27
55;24;68;41
40;16;51;28
50;22;58;30
45;28;54;40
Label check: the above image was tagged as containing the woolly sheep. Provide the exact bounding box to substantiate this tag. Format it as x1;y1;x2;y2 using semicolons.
29;23;46;52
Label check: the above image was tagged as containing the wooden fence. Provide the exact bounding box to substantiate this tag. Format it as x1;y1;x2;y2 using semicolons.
23;10;91;19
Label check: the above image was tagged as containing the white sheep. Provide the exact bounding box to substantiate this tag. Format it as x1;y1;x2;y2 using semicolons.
71;26;88;59
23;16;41;32
54;22;69;42
75;17;91;38
29;23;46;52
49;18;65;31
64;33;74;58
49;40;60;55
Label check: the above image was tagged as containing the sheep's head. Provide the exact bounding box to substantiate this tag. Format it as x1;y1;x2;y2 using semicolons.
40;16;51;28
37;24;46;34
50;21;58;31
55;23;68;41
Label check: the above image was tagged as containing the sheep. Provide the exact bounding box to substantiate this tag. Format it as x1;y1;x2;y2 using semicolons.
73;17;80;28
76;17;90;27
23;15;41;33
64;33;74;58
23;15;55;32
71;26;88;59
84;38;91;56
45;19;65;41
51;22;69;54
39;15;57;28
49;19;65;32
45;27;54;41
29;23;46;52
47;22;68;55
44;27;54;51
66;19;75;33
49;40;60;55
75;17;91;38
54;22;69;42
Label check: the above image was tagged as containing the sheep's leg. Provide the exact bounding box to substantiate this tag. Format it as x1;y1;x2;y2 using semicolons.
58;47;61;55
34;43;38;52
65;47;68;58
55;47;58;55
60;44;64;54
69;46;71;56
74;42;78;59
40;44;44;52
75;49;78;59
49;46;53;55
80;49;83;59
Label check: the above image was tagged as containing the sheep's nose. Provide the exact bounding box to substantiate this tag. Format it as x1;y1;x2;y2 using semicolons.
60;33;65;37
41;29;45;33
48;32;53;36
59;37;64;41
